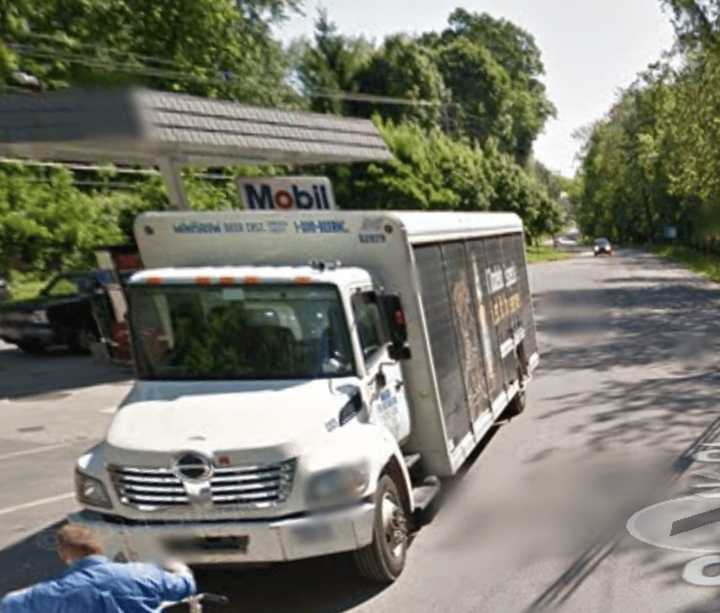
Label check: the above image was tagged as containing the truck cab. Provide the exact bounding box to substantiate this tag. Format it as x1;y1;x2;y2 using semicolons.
73;264;415;581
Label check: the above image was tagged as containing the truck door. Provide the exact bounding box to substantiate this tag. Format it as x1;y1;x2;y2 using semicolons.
351;290;411;442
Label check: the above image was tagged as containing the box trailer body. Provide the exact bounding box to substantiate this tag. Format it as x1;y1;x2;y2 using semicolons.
71;210;538;581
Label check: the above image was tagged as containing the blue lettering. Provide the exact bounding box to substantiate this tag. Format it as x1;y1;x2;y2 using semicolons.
244;184;274;210
223;222;245;233
292;185;314;210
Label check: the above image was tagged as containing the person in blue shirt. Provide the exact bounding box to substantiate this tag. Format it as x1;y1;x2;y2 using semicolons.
0;524;196;613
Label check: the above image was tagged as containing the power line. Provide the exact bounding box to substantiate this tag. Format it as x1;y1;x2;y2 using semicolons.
0;158;233;182
21;32;184;68
11;41;449;109
9;38;496;138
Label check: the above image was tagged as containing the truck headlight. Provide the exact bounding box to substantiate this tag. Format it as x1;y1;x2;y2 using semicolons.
306;461;370;509
75;470;112;509
30;310;49;324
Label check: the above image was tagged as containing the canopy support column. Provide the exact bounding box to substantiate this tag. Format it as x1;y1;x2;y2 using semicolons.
157;157;191;210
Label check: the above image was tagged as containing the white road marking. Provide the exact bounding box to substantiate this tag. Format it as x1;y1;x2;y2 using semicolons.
0;492;74;517
0;442;70;461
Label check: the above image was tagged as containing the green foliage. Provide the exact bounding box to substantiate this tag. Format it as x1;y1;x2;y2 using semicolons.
428;8;556;161
322;120;564;245
526;245;573;264
294;8;555;161
293;9;374;115
0;166;124;274
7;270;46;300
3;0;301;104
0;4;565;277
575;6;720;249
652;244;720;282
352;35;449;129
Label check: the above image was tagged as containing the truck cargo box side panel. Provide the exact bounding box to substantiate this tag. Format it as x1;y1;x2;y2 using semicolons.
483;237;517;390
466;239;506;405
498;236;523;386
509;234;538;360
441;242;491;424
413;244;472;448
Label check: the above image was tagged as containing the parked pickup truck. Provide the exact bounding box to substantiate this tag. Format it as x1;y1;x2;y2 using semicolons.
71;210;539;583
0;271;105;354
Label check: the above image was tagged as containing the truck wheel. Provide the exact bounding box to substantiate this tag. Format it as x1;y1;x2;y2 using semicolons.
353;475;409;583
506;389;526;417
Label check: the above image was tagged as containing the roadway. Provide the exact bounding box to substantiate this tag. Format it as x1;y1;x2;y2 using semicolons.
1;250;720;612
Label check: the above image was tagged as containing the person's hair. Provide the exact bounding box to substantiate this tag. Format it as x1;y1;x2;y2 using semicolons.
56;525;104;558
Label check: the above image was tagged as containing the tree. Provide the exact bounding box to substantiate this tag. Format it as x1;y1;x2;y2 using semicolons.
293;9;374;115
2;0;301;104
352;35;449;129
662;0;720;47
424;8;556;161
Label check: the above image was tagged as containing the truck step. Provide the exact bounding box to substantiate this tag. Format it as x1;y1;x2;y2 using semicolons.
412;476;441;519
404;453;422;471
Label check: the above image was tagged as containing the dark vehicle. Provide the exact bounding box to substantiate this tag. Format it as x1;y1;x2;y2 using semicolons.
0;277;9;302
0;271;107;354
593;237;613;256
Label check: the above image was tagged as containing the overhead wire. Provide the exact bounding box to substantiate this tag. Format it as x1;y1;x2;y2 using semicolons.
10;39;450;108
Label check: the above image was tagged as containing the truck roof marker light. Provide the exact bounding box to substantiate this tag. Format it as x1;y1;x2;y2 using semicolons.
294;276;313;284
243;276;261;285
195;277;212;286
146;277;163;285
219;277;235;286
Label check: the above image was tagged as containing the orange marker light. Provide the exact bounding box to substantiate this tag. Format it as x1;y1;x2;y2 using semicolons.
243;276;261;285
146;277;163;285
195;277;212;286
294;276;313;284
219;277;235;286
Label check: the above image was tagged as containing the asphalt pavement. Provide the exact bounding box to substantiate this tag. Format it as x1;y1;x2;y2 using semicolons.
2;249;720;612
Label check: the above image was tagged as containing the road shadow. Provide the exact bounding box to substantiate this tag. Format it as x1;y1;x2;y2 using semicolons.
193;555;386;613
0;345;131;400
0;522;65;596
532;251;720;455
524;250;720;610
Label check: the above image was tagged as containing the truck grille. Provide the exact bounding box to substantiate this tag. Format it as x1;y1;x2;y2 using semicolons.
109;459;295;510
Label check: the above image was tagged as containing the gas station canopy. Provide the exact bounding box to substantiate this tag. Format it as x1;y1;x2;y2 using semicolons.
0;88;392;166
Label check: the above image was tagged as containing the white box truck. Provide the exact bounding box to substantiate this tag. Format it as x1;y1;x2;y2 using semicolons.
71;209;539;582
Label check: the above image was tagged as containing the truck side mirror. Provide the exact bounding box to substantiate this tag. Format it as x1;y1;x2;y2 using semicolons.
380;294;412;361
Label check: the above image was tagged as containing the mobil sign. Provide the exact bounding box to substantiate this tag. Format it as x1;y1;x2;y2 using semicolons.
237;176;336;211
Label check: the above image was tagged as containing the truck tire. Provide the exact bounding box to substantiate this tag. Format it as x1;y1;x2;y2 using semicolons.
353;474;409;583
506;388;526;417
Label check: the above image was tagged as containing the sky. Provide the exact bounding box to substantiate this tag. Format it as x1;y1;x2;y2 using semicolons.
275;0;677;177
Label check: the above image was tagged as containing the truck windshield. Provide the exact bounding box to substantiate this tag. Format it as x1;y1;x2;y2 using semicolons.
128;284;355;380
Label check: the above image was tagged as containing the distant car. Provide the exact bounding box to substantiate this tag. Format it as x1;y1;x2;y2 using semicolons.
0;277;9;302
0;271;106;354
593;238;613;256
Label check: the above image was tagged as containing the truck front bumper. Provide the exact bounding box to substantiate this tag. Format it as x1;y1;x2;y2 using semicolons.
69;504;375;565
